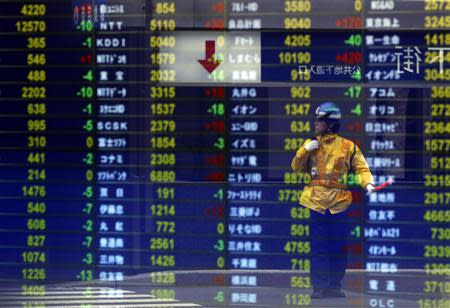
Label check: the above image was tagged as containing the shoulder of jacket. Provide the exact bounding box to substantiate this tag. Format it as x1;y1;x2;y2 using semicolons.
338;136;357;151
337;135;352;145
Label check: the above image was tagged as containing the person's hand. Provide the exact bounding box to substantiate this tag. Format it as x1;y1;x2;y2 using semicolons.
304;140;320;152
366;183;376;195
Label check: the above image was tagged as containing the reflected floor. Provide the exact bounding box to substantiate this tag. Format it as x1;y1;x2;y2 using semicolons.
0;270;446;307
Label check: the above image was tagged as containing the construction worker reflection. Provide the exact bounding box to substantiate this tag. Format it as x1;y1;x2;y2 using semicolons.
291;102;375;299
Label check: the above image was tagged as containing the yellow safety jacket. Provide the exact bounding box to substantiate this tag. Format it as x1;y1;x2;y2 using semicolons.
291;133;374;214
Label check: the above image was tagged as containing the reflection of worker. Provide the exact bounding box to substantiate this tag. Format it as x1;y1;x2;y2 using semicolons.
291;102;375;299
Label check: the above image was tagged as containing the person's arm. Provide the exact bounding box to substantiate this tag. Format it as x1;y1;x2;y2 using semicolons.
291;138;316;172
350;144;375;191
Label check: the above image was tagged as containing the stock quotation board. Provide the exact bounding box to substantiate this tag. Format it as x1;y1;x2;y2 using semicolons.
0;0;449;307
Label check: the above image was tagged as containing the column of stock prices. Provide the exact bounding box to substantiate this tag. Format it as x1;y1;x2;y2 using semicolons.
0;0;449;307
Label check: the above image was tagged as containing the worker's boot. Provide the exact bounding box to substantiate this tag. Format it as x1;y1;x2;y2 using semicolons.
311;288;327;299
325;288;346;298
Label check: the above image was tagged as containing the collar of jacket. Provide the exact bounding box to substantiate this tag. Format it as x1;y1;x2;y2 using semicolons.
318;132;338;143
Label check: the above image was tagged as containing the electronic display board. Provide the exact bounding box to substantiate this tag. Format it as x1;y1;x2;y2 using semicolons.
0;0;449;307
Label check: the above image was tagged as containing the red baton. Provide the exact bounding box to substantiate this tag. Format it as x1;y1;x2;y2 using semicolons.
373;178;394;191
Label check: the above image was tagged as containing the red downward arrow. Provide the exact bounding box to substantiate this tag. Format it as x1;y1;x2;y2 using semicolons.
198;40;222;74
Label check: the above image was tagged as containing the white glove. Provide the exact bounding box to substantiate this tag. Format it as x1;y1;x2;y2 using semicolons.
366;184;376;195
304;140;320;152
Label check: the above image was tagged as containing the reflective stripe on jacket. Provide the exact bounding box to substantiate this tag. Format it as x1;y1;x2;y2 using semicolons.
291;133;374;214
